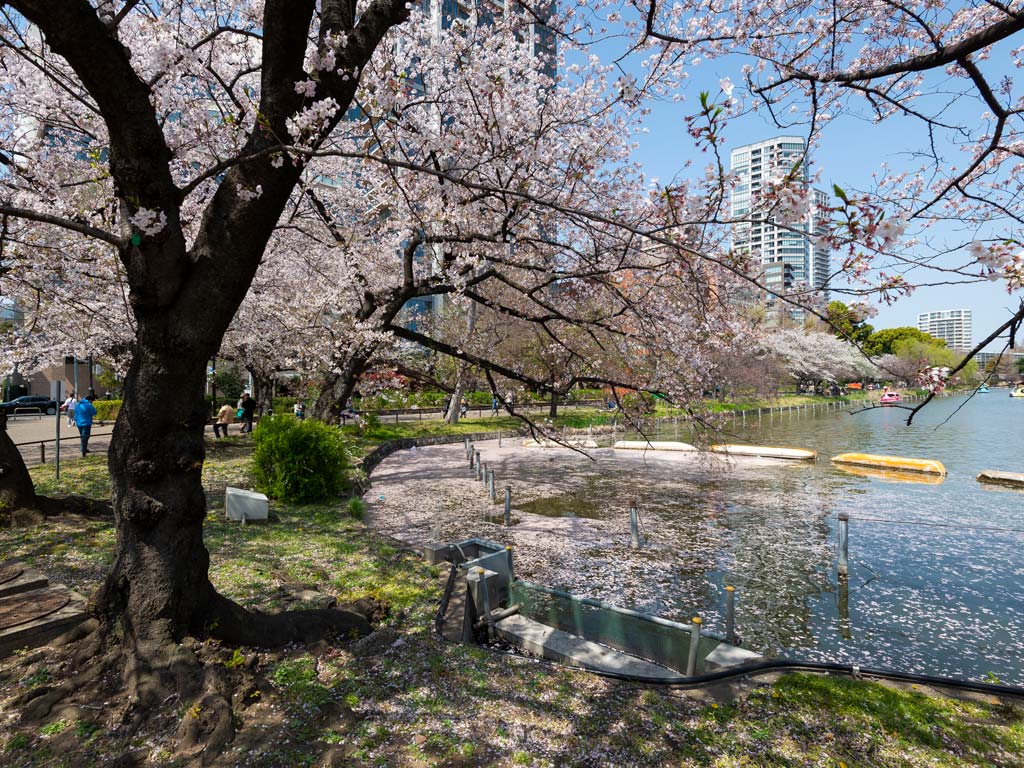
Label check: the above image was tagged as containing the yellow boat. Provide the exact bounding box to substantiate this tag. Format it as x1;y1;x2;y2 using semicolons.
1011;386;1024;398
830;452;947;476
836;464;945;485
711;444;817;461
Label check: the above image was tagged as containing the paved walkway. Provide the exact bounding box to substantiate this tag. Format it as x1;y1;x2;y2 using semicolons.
5;415;249;468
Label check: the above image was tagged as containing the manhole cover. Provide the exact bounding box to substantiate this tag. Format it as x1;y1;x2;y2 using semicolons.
0;566;24;585
0;593;70;630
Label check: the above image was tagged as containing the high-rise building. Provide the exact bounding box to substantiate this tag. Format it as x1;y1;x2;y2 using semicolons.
917;309;973;350
729;136;832;314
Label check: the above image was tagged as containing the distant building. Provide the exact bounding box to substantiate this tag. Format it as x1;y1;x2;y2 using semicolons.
729;136;832;317
917;309;972;350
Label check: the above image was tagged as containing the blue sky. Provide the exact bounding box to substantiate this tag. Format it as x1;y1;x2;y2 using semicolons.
607;42;1024;349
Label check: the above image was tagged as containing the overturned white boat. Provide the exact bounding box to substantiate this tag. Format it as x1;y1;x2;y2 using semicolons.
613;440;698;452
710;444;817;461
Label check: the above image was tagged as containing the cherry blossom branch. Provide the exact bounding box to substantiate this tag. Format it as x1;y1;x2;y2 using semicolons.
0;204;122;246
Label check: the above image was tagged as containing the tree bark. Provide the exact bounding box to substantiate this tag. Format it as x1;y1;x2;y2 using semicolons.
445;365;468;424
313;351;371;423
6;0;410;673
548;390;558;419
249;368;275;418
0;412;36;512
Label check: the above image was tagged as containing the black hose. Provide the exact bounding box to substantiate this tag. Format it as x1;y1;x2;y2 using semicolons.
433;562;460;636
516;656;1024;698
431;600;1024;698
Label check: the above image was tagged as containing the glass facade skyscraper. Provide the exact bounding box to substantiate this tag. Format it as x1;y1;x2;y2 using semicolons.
729;136;832;315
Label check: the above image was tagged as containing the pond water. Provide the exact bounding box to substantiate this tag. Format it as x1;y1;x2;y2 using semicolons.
513;393;1024;685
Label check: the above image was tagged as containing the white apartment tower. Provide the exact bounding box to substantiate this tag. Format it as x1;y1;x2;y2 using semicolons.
730;136;832;310
917;309;973;350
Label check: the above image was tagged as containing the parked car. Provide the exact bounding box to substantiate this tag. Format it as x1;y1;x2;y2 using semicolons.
0;395;58;415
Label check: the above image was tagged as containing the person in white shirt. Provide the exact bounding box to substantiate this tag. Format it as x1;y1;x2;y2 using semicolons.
63;393;78;427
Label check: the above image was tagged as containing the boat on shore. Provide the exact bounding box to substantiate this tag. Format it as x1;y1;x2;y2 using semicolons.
710;444;817;461
613;440;697;452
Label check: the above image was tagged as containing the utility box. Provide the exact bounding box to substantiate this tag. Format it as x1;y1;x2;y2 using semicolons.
225;486;269;522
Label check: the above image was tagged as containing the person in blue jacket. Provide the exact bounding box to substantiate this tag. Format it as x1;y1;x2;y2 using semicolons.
74;395;97;456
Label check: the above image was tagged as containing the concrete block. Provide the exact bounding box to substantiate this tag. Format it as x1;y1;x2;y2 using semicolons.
421;542;452;565
0;561;48;598
225;486;269;522
495;614;678;682
0;584;88;658
703;642;763;671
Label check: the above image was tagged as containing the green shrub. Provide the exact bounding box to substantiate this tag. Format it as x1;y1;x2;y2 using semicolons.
252;415;349;503
92;399;121;422
272;396;297;415
346;497;366;520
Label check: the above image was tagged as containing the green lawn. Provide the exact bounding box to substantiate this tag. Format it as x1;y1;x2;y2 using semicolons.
1;436;1021;767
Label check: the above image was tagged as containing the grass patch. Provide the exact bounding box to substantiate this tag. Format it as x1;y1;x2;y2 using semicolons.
1;432;1021;767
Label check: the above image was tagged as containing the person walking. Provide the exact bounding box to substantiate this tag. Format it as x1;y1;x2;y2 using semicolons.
239;392;258;433
74;394;97;456
490;396;499;416
293;402;306;420
214;401;235;438
64;392;77;427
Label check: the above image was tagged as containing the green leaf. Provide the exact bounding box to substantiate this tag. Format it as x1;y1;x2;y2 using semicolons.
833;183;848;202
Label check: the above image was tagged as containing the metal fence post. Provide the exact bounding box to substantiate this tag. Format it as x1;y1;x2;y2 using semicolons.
837;511;850;576
504;486;512;526
480;570;493;642
629;506;641;549
686;617;702;676
40;441;45;465
724;586;736;645
488;469;495;501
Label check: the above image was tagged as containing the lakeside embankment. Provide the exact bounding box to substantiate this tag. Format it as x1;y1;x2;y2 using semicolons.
1;433;1021;766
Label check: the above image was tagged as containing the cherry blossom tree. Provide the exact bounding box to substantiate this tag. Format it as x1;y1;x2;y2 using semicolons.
0;0;416;749
0;4;749;754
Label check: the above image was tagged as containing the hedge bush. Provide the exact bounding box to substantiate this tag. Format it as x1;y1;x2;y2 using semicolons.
252;414;349;503
93;399;122;422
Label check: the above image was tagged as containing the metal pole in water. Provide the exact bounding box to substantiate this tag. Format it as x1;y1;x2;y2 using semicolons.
504;486;512;526
629;506;641;549
686;617;702;676
838;573;851;640
837;511;850;576
725;586;736;645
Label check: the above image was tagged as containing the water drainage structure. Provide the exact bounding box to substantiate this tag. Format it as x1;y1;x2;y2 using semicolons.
429;540;1024;699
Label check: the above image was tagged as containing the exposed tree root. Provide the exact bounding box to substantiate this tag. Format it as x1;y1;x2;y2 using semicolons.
3;588;380;766
205;588;372;647
13;648;119;721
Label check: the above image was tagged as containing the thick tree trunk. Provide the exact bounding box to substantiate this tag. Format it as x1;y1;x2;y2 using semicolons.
0;412;36;512
249;368;274;418
95;346;217;654
548;390;558;419
95;345;370;683
313;351;371;423
445;365;468;424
